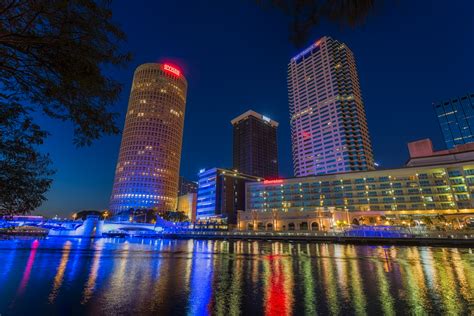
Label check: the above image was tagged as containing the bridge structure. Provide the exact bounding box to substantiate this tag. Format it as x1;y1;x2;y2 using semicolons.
0;215;187;238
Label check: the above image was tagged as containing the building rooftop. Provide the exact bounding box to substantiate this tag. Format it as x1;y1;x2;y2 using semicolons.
406;138;474;167
231;110;279;127
290;37;324;62
198;167;264;181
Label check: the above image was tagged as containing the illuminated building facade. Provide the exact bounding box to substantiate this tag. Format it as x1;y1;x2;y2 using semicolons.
434;93;474;149
109;63;187;217
231;110;279;178
288;36;374;176
196;168;262;224
177;193;197;222
239;142;474;230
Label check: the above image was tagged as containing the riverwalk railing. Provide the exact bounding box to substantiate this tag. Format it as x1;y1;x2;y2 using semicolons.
159;229;474;245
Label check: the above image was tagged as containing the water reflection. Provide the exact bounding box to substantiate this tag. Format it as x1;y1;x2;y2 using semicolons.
188;240;213;315
17;239;39;296
49;241;71;303
264;254;294;316
82;240;103;304
0;238;472;315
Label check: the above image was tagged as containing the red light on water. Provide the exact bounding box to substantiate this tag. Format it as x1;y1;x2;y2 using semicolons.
17;239;39;295
163;64;181;76
265;259;290;316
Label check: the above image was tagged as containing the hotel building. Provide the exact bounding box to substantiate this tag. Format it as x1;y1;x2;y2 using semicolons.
109;63;187;217
238;140;474;231
231;110;279;178
434;93;474;149
288;36;374;176
196;168;262;225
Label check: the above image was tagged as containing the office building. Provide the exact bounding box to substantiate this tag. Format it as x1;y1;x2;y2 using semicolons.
196;168;262;225
177;193;197;222
434;93;474;149
238;140;474;231
109;63;188;217
287;36;374;176
178;176;198;196
231;110;279;178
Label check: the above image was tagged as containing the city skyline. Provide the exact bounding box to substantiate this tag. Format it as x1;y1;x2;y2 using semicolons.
36;1;473;215
1;3;472;315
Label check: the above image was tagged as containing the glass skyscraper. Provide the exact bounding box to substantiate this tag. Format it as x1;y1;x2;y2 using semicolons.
109;63;187;217
287;36;374;177
434;93;474;149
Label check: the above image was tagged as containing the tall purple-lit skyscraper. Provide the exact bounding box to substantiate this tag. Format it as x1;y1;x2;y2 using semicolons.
109;63;188;217
288;36;374;176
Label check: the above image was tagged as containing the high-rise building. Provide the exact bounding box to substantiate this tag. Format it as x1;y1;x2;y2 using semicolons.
109;63;187;218
231;110;279;178
287;36;374;177
434;93;474;149
178;176;198;196
196;168;262;225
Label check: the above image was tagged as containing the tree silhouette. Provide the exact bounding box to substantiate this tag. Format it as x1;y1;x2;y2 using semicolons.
0;0;131;145
0;97;54;214
0;1;131;214
257;0;378;47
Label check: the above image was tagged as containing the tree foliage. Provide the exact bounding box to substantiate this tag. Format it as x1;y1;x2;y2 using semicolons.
0;0;131;214
257;0;378;47
0;0;131;146
158;210;189;223
0;96;54;214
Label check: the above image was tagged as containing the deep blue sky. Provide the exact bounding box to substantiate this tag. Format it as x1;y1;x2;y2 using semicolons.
37;1;474;216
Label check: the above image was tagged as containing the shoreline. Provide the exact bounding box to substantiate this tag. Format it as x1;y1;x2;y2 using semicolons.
1;231;473;247
159;231;474;247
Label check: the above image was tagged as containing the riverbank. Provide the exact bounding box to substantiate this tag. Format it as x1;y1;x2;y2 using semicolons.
2;228;473;247
160;230;474;247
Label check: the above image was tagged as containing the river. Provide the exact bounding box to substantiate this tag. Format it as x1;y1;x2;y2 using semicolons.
0;238;472;315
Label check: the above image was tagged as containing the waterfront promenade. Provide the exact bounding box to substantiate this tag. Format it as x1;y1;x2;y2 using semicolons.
161;229;474;246
2;216;473;246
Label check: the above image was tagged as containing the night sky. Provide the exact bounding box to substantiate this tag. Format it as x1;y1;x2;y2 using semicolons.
36;1;474;216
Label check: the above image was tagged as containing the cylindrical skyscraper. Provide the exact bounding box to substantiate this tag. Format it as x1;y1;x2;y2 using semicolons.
109;63;187;218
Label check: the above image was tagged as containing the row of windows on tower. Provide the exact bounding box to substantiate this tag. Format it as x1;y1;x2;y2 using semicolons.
291;95;357;116
135;68;184;83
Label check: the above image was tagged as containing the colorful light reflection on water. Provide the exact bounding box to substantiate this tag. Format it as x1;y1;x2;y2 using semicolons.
0;238;472;315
